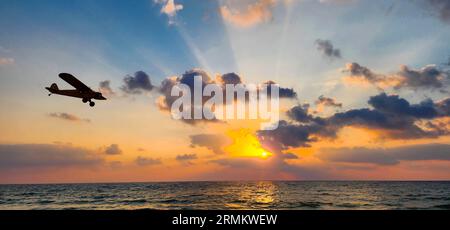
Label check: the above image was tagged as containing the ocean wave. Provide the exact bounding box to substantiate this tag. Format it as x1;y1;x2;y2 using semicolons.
122;199;147;204
1;181;450;210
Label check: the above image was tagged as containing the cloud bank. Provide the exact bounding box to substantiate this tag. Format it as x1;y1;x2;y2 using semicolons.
48;112;91;123
259;93;450;150
190;134;232;155
135;156;162;166
0;144;103;170
318;143;450;165
343;62;449;91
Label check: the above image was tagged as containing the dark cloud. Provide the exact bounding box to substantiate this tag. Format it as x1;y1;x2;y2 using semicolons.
135;156;162;166
287;104;316;123
425;0;450;23
156;68;297;124
328;93;449;139
48;112;90;123
315;39;341;59
209;149;331;180
211;158;265;168
0;144;103;170
318;147;399;165
315;95;343;108
367;93;437;119
279;87;297;98
158;69;297;109
259;93;450;150
176;153;197;161
410;66;445;90
258;120;327;149
330;109;391;129
318;143;450;165
264;104;333;149
121;71;154;94
104;144;122;155
394;65;448;90
157;76;179;111
436;97;450;116
343;62;449;91
344;63;376;78
99;80;115;97
189;134;232;154
264;81;297;99
178;69;213;88
343;62;391;87
156;69;216;124
216;72;242;85
176;154;197;165
281;152;299;159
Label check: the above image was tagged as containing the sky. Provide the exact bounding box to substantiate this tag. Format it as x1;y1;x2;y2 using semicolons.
0;0;450;183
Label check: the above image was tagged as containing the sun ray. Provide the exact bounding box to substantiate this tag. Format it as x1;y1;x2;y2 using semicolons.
175;24;212;72
274;2;294;81
216;0;240;74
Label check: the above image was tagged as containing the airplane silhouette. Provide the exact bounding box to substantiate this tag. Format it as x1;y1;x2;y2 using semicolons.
46;73;106;107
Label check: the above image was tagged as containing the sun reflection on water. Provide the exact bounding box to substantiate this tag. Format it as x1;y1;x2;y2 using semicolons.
225;181;279;209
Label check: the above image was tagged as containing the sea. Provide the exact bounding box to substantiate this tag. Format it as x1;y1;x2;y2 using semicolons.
0;181;449;210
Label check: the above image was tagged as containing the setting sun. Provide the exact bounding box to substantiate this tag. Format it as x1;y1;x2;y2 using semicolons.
225;129;273;159
261;152;268;158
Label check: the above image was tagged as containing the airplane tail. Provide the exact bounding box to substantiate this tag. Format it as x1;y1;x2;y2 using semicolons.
50;83;58;90
46;83;58;93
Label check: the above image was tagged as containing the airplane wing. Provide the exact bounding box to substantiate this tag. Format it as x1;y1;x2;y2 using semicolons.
59;73;92;92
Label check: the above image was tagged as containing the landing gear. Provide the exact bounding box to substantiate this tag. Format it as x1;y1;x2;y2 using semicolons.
83;98;95;107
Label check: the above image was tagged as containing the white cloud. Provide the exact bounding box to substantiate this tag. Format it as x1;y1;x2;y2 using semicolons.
220;0;276;28
155;0;183;24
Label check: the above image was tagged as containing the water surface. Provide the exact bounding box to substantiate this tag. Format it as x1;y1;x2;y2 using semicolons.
1;181;449;210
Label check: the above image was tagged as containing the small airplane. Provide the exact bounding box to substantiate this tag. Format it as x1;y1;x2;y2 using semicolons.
46;73;106;107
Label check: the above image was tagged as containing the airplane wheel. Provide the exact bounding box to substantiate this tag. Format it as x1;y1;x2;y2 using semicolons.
89;101;95;107
82;98;88;103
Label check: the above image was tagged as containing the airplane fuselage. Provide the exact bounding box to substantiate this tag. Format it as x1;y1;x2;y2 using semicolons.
46;88;106;100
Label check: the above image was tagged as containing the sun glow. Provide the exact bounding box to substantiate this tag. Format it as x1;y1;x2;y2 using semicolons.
225;129;273;159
